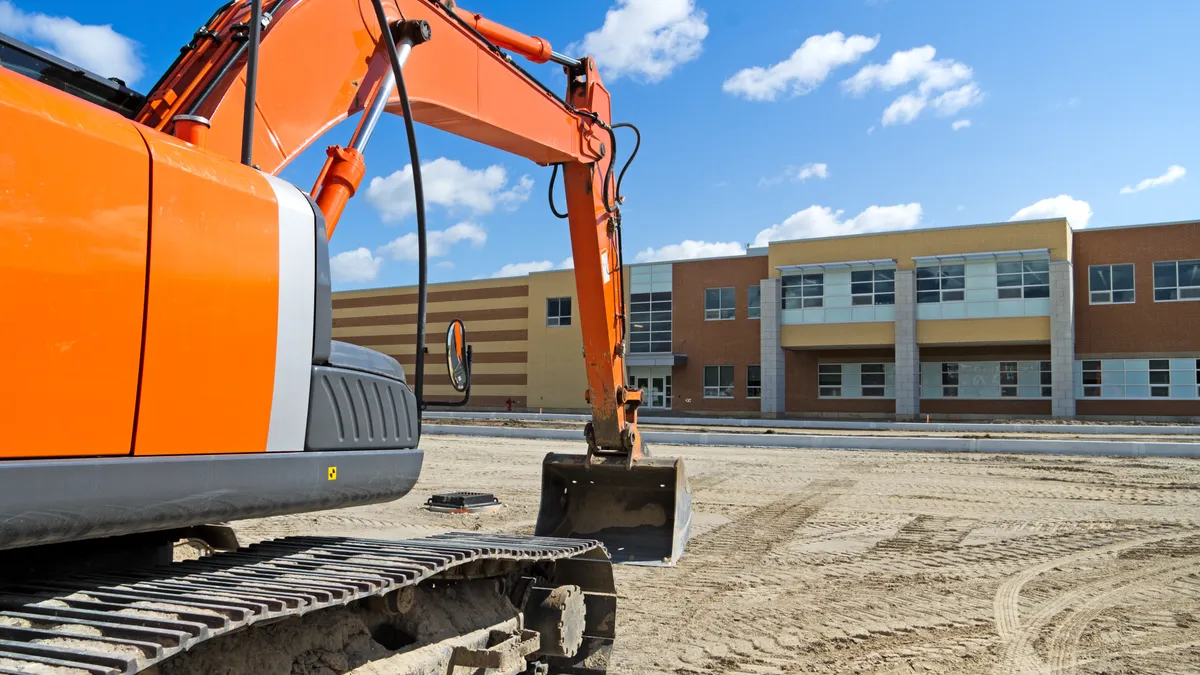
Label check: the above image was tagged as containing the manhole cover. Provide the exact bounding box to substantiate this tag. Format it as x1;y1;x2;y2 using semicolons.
425;491;503;513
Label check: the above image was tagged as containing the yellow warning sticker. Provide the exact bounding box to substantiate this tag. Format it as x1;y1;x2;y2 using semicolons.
327;466;337;481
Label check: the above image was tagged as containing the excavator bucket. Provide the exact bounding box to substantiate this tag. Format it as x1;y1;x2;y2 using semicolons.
535;451;692;566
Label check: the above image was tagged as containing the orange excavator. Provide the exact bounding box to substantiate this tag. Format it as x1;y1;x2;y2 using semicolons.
0;0;691;672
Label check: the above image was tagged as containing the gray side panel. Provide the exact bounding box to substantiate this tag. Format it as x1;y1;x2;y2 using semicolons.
327;341;407;381
307;365;419;451
0;449;423;552
304;192;332;365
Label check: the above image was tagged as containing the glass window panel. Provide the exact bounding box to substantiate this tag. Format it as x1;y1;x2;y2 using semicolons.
861;364;884;373
631;292;651;303
997;261;1022;275
862;374;885;386
875;269;895;281
1154;262;1177;289
1024;259;1049;273
1155;288;1177;301
916;267;937;279
1151;386;1170;397
721;287;736;306
1090;291;1110;304
747;365;761;387
1150;359;1170;370
1180;261;1200;286
1150;371;1170;385
943;290;965;302
1112;290;1134;303
943;386;959;397
862;387;885;397
943;265;965;277
651;292;671;302
818;364;842;374
1024;285;1050;298
917;278;940;291
917;291;940;303
852;295;873;306
1182;287;1200;299
704;367;718;387
1082;371;1102;385
851;282;873;295
819;387;842;397
651;341;671;352
875;280;895;293
997;273;1023;287
705;288;719;309
1090;266;1111;292
818;374;841;386
851;270;873;283
1112;264;1134;290
803;297;823;308
1025;271;1050;286
875;293;895;305
998;288;1022;299
941;276;965;290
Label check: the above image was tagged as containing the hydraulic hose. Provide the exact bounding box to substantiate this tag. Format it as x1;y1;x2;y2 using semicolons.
370;0;428;422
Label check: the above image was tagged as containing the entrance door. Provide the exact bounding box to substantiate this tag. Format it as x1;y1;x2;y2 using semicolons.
649;377;667;408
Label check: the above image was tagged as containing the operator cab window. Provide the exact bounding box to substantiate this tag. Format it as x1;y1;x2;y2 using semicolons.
0;33;144;118
547;297;572;327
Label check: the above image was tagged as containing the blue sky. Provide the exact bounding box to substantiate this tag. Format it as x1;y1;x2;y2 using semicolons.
6;0;1198;291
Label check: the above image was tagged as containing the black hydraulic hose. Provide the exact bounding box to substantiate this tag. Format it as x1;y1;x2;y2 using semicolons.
369;0;428;422
548;164;569;219
240;0;263;166
612;122;641;202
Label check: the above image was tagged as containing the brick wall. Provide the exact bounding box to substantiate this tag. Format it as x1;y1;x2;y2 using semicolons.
1074;221;1200;355
670;255;768;412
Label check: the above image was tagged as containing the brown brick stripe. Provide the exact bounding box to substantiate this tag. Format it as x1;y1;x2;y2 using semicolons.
333;307;527;328
421;373;527;386
332;285;528;309
339;330;528;346
424;395;526;408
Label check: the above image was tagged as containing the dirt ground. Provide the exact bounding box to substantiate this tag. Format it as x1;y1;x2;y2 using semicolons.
228;436;1200;674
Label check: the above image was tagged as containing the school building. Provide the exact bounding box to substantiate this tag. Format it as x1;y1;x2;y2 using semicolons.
331;217;1200;421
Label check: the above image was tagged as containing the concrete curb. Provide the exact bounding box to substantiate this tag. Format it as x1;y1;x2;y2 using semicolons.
422;412;1200;437
423;424;1200;459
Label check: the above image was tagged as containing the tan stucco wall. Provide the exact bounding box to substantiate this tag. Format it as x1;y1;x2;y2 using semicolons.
524;269;589;410
781;322;895;348
768;218;1071;275
916;316;1050;345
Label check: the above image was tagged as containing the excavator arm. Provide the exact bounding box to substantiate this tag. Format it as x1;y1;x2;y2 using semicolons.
136;0;689;564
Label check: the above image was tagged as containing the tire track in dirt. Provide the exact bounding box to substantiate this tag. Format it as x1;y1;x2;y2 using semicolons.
993;530;1198;675
872;515;977;553
1047;555;1200;673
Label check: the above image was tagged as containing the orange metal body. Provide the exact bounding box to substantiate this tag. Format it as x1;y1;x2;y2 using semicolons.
0;69;149;458
6;0;643;460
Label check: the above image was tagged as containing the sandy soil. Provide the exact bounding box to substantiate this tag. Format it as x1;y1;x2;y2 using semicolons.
226;436;1200;674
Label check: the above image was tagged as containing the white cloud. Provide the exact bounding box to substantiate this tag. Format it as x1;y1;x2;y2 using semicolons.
951;119;971;131
365;158;532;222
759;162;829;187
559;257;575;269
329;248;384;284
753;203;923;246
723;31;879;101
0;2;144;85
634;240;746;262
882;92;926;126
843;45;982;126
376;222;487;261
576;0;707;83
1010;195;1092;228
492;261;555;278
1120;165;1186;195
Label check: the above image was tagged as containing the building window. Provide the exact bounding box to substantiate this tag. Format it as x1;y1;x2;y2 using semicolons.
630;291;672;353
1150;359;1171;397
747;365;762;398
1089;263;1135;304
547;297;571;326
1041;361;1052;398
942;363;959;397
997;259;1050;299
1153;259;1200;301
818;364;842;397
916;264;965;303
783;273;824;309
1081;360;1102;397
705;287;736;320
703;365;734;398
851;269;896;306
861;364;886;397
748;285;761;319
999;362;1019;397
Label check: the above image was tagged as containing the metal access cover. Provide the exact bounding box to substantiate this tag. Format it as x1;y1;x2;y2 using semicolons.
425;491;503;513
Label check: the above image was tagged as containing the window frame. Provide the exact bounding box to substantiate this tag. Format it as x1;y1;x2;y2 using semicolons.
818;363;843;398
859;363;887;397
747;285;761;320
783;273;824;310
704;287;737;320
941;362;960;397
546;296;572;327
916;264;966;304
1040;361;1053;398
629;290;672;354
850;268;897;307
1088;263;1136;305
703;365;735;398
996;258;1051;300
746;364;762;399
1152;259;1200;303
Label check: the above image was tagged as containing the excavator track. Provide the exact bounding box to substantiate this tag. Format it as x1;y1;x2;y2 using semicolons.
0;532;611;675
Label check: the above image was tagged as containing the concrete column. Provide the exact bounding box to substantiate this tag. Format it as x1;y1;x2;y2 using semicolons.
760;278;786;417
1049;260;1076;418
893;270;920;420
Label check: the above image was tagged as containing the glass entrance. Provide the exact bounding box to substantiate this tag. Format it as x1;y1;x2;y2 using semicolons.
633;376;671;409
